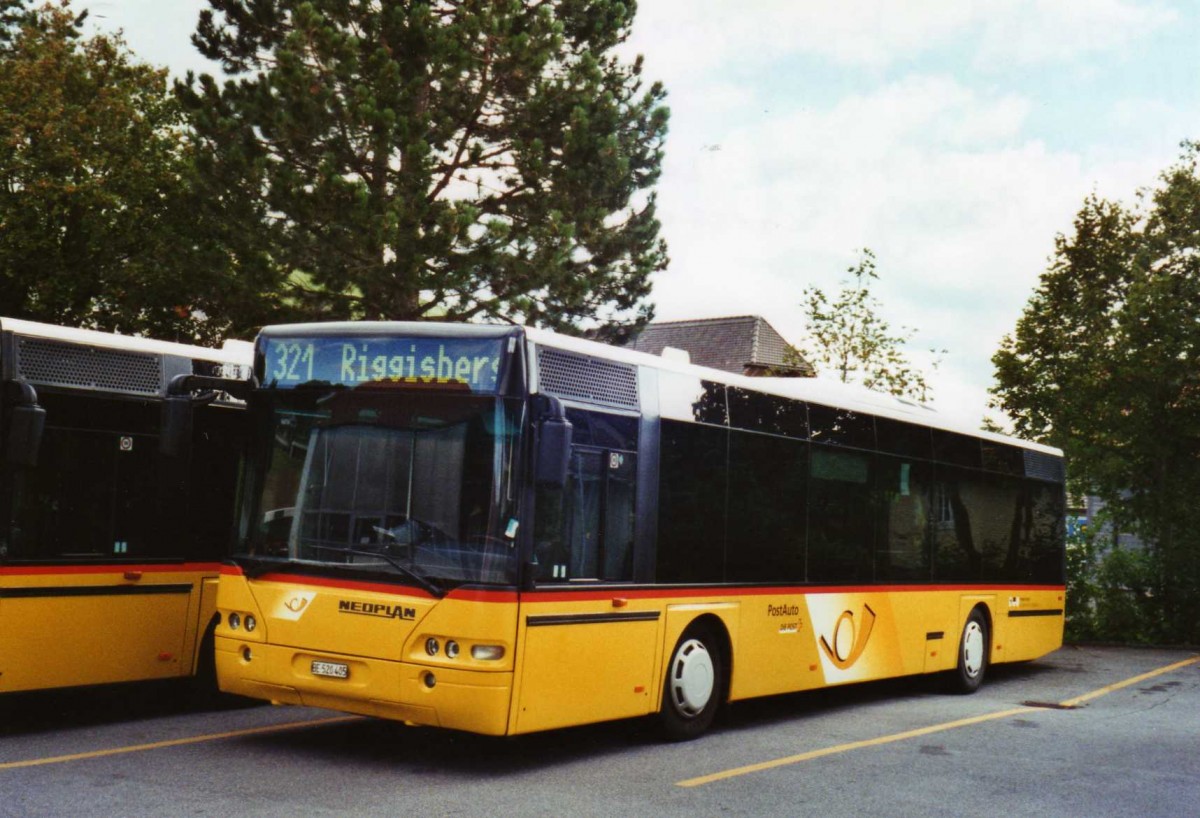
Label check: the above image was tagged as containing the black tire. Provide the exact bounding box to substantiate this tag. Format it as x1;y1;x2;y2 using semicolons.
952;608;989;694
660;625;724;741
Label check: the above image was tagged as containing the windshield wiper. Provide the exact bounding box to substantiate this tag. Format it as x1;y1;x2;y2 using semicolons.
306;543;445;598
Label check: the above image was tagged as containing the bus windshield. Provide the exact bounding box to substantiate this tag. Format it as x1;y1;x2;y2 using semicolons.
238;387;524;588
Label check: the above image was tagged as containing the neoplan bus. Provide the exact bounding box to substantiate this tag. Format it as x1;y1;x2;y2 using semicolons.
200;321;1065;739
0;318;250;693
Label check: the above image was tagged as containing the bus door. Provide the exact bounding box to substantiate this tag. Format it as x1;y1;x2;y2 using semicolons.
516;429;662;734
0;401;194;691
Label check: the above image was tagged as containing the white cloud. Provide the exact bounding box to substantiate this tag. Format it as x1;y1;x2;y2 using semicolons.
645;72;1168;422
973;0;1177;68
628;0;1176;77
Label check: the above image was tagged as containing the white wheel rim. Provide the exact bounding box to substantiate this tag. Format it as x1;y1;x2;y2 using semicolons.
962;621;985;678
670;638;714;717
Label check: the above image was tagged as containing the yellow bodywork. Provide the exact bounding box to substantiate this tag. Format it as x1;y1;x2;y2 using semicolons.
216;571;1064;736
0;565;220;693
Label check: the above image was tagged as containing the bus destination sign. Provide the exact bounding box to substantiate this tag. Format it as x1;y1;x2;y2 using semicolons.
264;336;504;392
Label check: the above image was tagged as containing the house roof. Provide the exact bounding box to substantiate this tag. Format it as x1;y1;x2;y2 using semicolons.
626;315;813;376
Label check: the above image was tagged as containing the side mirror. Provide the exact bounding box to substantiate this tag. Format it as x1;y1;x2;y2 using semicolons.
160;372;256;457
5;381;45;468
535;415;573;487
159;394;194;457
534;395;573;487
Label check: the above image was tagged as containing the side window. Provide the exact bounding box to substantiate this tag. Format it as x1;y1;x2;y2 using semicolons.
186;404;246;560
5;394;183;561
807;445;873;582
655;420;726;583
726;430;806;582
534;409;637;582
875;456;932;581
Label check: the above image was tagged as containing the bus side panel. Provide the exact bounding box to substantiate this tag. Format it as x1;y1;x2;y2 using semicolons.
805;592;936;687
0;570;193;692
996;589;1066;663
511;596;664;735
727;596;823;700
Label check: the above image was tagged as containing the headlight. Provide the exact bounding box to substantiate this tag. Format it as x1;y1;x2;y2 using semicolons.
244;614;257;632
228;612;241;630
445;640;460;659
425;637;440;656
471;645;505;661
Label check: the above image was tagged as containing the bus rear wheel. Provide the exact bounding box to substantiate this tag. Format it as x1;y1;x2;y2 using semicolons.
952;609;989;693
660;625;724;741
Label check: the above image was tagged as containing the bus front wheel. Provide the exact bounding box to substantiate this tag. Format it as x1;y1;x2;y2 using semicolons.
660;625;724;741
952;609;989;693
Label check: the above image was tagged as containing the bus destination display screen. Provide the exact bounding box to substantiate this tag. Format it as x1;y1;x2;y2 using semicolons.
263;336;505;393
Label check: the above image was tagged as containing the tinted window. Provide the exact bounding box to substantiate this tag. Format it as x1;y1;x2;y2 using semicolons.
809;405;875;449
534;408;637;582
4;393;191;561
566;408;638;451
726;431;806;582
931;466;1022;581
656;420;726;582
1025;481;1065;583
727;388;807;439
186;404;245;560
875;417;933;460
981;440;1024;475
932;430;981;469
875;456;932;581
807;445;873;582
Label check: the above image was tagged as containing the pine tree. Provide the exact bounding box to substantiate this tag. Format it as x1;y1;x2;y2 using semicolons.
179;0;669;339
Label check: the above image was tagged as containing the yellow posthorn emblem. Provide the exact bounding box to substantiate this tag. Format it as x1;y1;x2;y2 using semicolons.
819;604;877;669
285;596;309;613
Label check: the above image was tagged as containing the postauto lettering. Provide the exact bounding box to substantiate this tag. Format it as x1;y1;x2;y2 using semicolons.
265;336;503;392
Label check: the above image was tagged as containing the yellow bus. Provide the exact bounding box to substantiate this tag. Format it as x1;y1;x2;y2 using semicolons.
0;318;250;693
208;322;1064;739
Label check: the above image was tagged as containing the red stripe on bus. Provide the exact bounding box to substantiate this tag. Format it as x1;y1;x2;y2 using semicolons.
520;583;1066;603
0;563;224;577
221;570;1062;605
250;572;439;599
220;569;518;602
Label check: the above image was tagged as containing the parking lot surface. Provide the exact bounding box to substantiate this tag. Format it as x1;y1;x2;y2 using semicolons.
1;646;1197;817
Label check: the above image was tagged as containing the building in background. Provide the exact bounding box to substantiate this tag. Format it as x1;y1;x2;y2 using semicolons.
626;315;813;377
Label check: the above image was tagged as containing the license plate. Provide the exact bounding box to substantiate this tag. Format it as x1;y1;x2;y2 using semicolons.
311;660;349;679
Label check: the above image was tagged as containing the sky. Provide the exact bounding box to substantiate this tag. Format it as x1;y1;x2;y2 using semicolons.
86;0;1200;428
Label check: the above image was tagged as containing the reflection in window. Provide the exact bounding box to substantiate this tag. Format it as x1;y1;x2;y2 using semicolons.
657;420;726;583
244;392;520;585
875;457;931;580
727;433;806;582
808;446;872;582
534;447;636;582
809;405;875;449
727;388;807;439
2;393;241;562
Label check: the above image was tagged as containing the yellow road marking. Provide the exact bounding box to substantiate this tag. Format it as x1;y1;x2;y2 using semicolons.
676;707;1035;787
0;715;362;771
678;653;1200;788
1059;654;1200;708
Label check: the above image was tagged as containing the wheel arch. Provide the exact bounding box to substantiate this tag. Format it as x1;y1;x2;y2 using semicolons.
660;609;735;703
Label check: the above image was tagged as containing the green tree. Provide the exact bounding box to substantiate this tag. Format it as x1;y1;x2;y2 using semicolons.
991;142;1200;643
0;0;273;341
796;248;941;401
179;0;669;339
